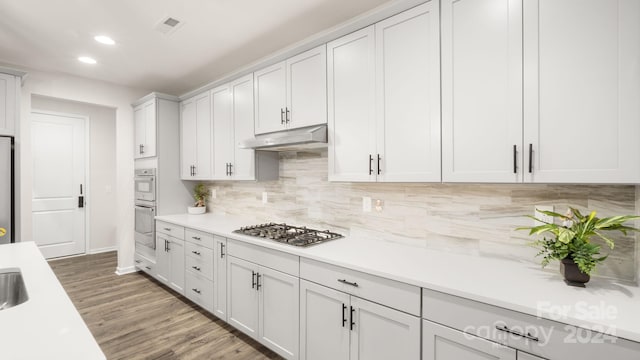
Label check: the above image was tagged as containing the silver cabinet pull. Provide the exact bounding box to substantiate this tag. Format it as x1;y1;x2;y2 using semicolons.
338;279;359;287
192;266;201;271
191;250;201;256
192;236;201;240
220;243;225;258
164;228;171;231
280;108;285;124
285;107;290;124
192;288;201;294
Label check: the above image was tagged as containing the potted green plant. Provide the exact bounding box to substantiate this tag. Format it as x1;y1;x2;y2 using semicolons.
188;183;210;215
518;207;639;287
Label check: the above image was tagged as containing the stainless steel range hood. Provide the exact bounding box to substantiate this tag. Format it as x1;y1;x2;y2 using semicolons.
241;125;327;151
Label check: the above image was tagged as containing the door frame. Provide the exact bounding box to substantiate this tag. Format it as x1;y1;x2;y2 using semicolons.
30;109;91;256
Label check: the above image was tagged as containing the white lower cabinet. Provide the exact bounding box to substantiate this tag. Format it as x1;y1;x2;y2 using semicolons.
300;280;420;360
213;236;228;321
227;255;299;359
155;232;185;294
423;320;515;360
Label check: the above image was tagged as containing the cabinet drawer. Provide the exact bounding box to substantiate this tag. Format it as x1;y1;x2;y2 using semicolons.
134;253;155;276
185;244;214;281
185;228;214;249
156;221;184;240
422;288;640;360
227;238;299;276
185;271;214;312
300;258;420;316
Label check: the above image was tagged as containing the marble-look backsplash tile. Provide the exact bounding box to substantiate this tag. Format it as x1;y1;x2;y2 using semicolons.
205;151;638;283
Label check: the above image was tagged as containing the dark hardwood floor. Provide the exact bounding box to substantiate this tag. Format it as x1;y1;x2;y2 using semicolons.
49;251;282;360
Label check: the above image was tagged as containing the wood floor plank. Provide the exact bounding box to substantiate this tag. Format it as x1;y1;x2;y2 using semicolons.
49;251;282;360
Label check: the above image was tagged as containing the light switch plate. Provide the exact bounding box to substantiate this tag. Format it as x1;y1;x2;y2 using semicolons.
262;192;268;204
362;197;372;212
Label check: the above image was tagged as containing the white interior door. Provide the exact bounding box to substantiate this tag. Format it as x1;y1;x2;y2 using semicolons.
31;111;86;259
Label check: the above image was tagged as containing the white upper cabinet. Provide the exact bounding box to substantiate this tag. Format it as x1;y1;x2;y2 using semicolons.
134;99;157;159
254;62;287;135
443;0;640;183
0;73;18;136
327;26;376;182
286;45;327;130
329;2;441;182
211;84;233;179
212;74;265;180
523;0;640;183
254;45;327;135
375;2;441;182
441;0;523;183
231;75;258;180
180;91;213;179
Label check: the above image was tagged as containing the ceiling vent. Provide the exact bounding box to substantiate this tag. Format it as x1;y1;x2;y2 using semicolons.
154;16;184;35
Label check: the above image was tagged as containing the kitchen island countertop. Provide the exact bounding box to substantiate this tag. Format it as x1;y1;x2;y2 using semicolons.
0;241;105;360
156;212;640;344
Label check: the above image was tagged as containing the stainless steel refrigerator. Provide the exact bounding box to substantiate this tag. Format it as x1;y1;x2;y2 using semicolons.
0;136;13;244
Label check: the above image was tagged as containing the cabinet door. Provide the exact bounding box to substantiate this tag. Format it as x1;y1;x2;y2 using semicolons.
155;233;170;285
212;84;233;179
168;238;184;294
134;104;146;159
227;256;259;339
423;320;516;360
231;74;257;180
0;73;16;135
441;0;523;182
300;280;350;360
194;92;213;179
375;2;441;182
523;0;640;183
144;100;157;158
286;45;327;130
213;236;228;321
327;26;377;182
180;97;197;179
254;61;287;135
350;297;420;360
258;266;299;360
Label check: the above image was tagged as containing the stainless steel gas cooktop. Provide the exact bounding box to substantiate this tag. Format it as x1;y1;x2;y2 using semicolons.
233;223;343;247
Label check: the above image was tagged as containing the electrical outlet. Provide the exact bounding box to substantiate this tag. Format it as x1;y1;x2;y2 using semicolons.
362;197;372;212
535;205;554;225
374;199;384;212
262;192;268;204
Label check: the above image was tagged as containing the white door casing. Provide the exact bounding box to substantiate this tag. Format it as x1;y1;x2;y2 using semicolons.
31;111;87;259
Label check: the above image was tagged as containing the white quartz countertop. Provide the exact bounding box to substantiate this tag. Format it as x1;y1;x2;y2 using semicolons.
156;213;640;343
0;242;105;360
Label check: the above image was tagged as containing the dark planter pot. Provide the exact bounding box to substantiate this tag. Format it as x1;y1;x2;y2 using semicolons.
560;258;590;287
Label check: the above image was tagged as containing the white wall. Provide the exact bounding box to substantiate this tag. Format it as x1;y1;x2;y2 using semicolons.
30;95;117;253
14;66;149;273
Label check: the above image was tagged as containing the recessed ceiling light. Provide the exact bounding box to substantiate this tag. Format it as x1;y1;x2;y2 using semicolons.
78;56;97;64
94;35;115;45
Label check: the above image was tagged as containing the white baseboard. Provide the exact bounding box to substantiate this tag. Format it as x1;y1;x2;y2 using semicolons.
115;266;137;275
88;246;117;254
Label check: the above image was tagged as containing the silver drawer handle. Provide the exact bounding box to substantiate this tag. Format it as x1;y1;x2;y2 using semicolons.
192;251;201;255
135;260;141;264
164;228;171;231
145;266;151;270
192;266;201;271
338;279;359;287
192;288;201;294
192;236;201;240
495;325;539;342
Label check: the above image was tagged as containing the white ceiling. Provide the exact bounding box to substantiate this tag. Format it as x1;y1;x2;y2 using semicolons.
0;0;390;95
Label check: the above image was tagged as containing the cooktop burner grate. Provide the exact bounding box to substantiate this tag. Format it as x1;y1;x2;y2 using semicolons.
233;223;343;247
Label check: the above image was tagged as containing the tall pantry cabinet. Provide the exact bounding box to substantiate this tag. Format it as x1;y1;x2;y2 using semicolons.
441;0;640;183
